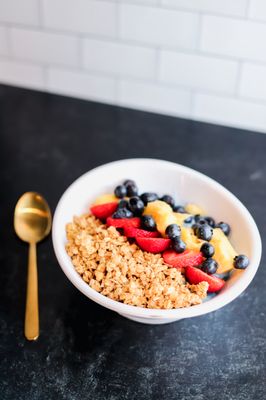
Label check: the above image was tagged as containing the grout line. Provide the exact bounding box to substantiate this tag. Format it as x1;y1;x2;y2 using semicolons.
5;26;13;59
77;35;83;68
116;0;120;39
154;47;161;82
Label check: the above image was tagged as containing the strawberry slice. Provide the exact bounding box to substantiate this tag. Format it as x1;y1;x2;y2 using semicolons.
136;237;171;253
185;266;225;293
124;226;160;239
163;249;203;269
90;202;118;220
106;216;141;229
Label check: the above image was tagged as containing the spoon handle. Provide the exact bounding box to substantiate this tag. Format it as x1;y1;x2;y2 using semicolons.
25;242;39;340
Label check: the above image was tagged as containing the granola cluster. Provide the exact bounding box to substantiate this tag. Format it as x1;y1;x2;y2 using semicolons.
65;214;208;309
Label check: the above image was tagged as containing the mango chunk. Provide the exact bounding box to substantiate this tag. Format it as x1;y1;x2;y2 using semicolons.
211;228;237;273
93;193;118;205
185;203;205;215
173;212;191;225
181;227;204;251
144;200;175;236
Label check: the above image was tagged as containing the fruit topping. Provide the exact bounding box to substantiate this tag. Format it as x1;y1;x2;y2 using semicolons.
216;221;231;236
141;215;157;231
118;199;129;209
124;226;160;238
165;223;181;239
201;258;218;274
93;193;118;205
234;254;249;269
200;242;215;258
160;194;175;208
114;185;127;198
211;228;237;274
172;237;186;253
90;202;118;220
136;237;171;253
112;208;133;219
124;179;138;197
185;203;205;215
205;216;216;227
163;249;203;269
195;224;213;241
185;266;225;293
128;196;145;216
173;205;186;213
140;192;158;205
107;216;141;228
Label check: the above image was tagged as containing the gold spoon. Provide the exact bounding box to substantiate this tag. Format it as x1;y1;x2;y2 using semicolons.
14;192;52;340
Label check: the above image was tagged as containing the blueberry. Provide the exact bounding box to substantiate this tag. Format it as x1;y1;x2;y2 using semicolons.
200;242;215;258
112;208;133;219
172;238;186;253
123;179;138;196
205;216;216;228
216;222;231;236
195;225;213;241
184;216;194;224
140;192;158;205
114;184;127;198
194;215;207;225
117;199;128;209
160;194;175;208
123;179;136;187
201;258;218;274
173;205;186;213
127;184;138;197
141;215;157;231
128;196;144;216
165;224;181;239
234;255;249;269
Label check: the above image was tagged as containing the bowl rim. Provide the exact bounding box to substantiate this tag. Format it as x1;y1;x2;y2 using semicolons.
52;158;262;319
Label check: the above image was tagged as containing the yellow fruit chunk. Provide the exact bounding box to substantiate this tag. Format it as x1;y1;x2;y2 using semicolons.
173;212;191;225
144;200;175;235
185;203;205;215
181;227;204;251
93;193;118;205
211;228;237;273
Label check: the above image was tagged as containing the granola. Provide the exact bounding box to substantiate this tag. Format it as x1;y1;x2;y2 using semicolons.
65;214;208;309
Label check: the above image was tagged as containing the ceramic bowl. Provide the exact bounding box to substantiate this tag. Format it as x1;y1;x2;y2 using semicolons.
52;159;261;324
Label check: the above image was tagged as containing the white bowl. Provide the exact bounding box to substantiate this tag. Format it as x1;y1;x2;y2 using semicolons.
52;159;262;324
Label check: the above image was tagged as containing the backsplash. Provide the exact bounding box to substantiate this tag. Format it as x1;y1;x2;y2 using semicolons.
1;0;266;133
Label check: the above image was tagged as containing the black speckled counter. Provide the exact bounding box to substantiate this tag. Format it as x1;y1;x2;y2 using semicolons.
0;85;265;400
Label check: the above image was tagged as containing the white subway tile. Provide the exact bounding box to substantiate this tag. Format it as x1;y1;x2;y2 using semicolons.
201;16;266;62
83;39;156;79
0;0;39;25
240;63;266;101
10;28;79;67
162;0;248;17
42;0;116;37
159;51;238;94
194;93;266;132
0;26;8;55
120;4;198;49
0;60;44;89
249;0;266;22
118;80;191;116
47;68;116;103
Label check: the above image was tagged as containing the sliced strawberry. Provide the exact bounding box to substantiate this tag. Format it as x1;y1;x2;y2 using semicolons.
106;216;141;229
124;226;160;239
185;266;225;293
90;202;118;220
136;237;171;253
163;249;204;269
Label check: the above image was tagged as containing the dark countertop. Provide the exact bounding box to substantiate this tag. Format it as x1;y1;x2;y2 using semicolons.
0;84;265;400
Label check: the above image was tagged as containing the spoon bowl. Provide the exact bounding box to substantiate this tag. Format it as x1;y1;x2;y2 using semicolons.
14;192;51;243
14;192;51;340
